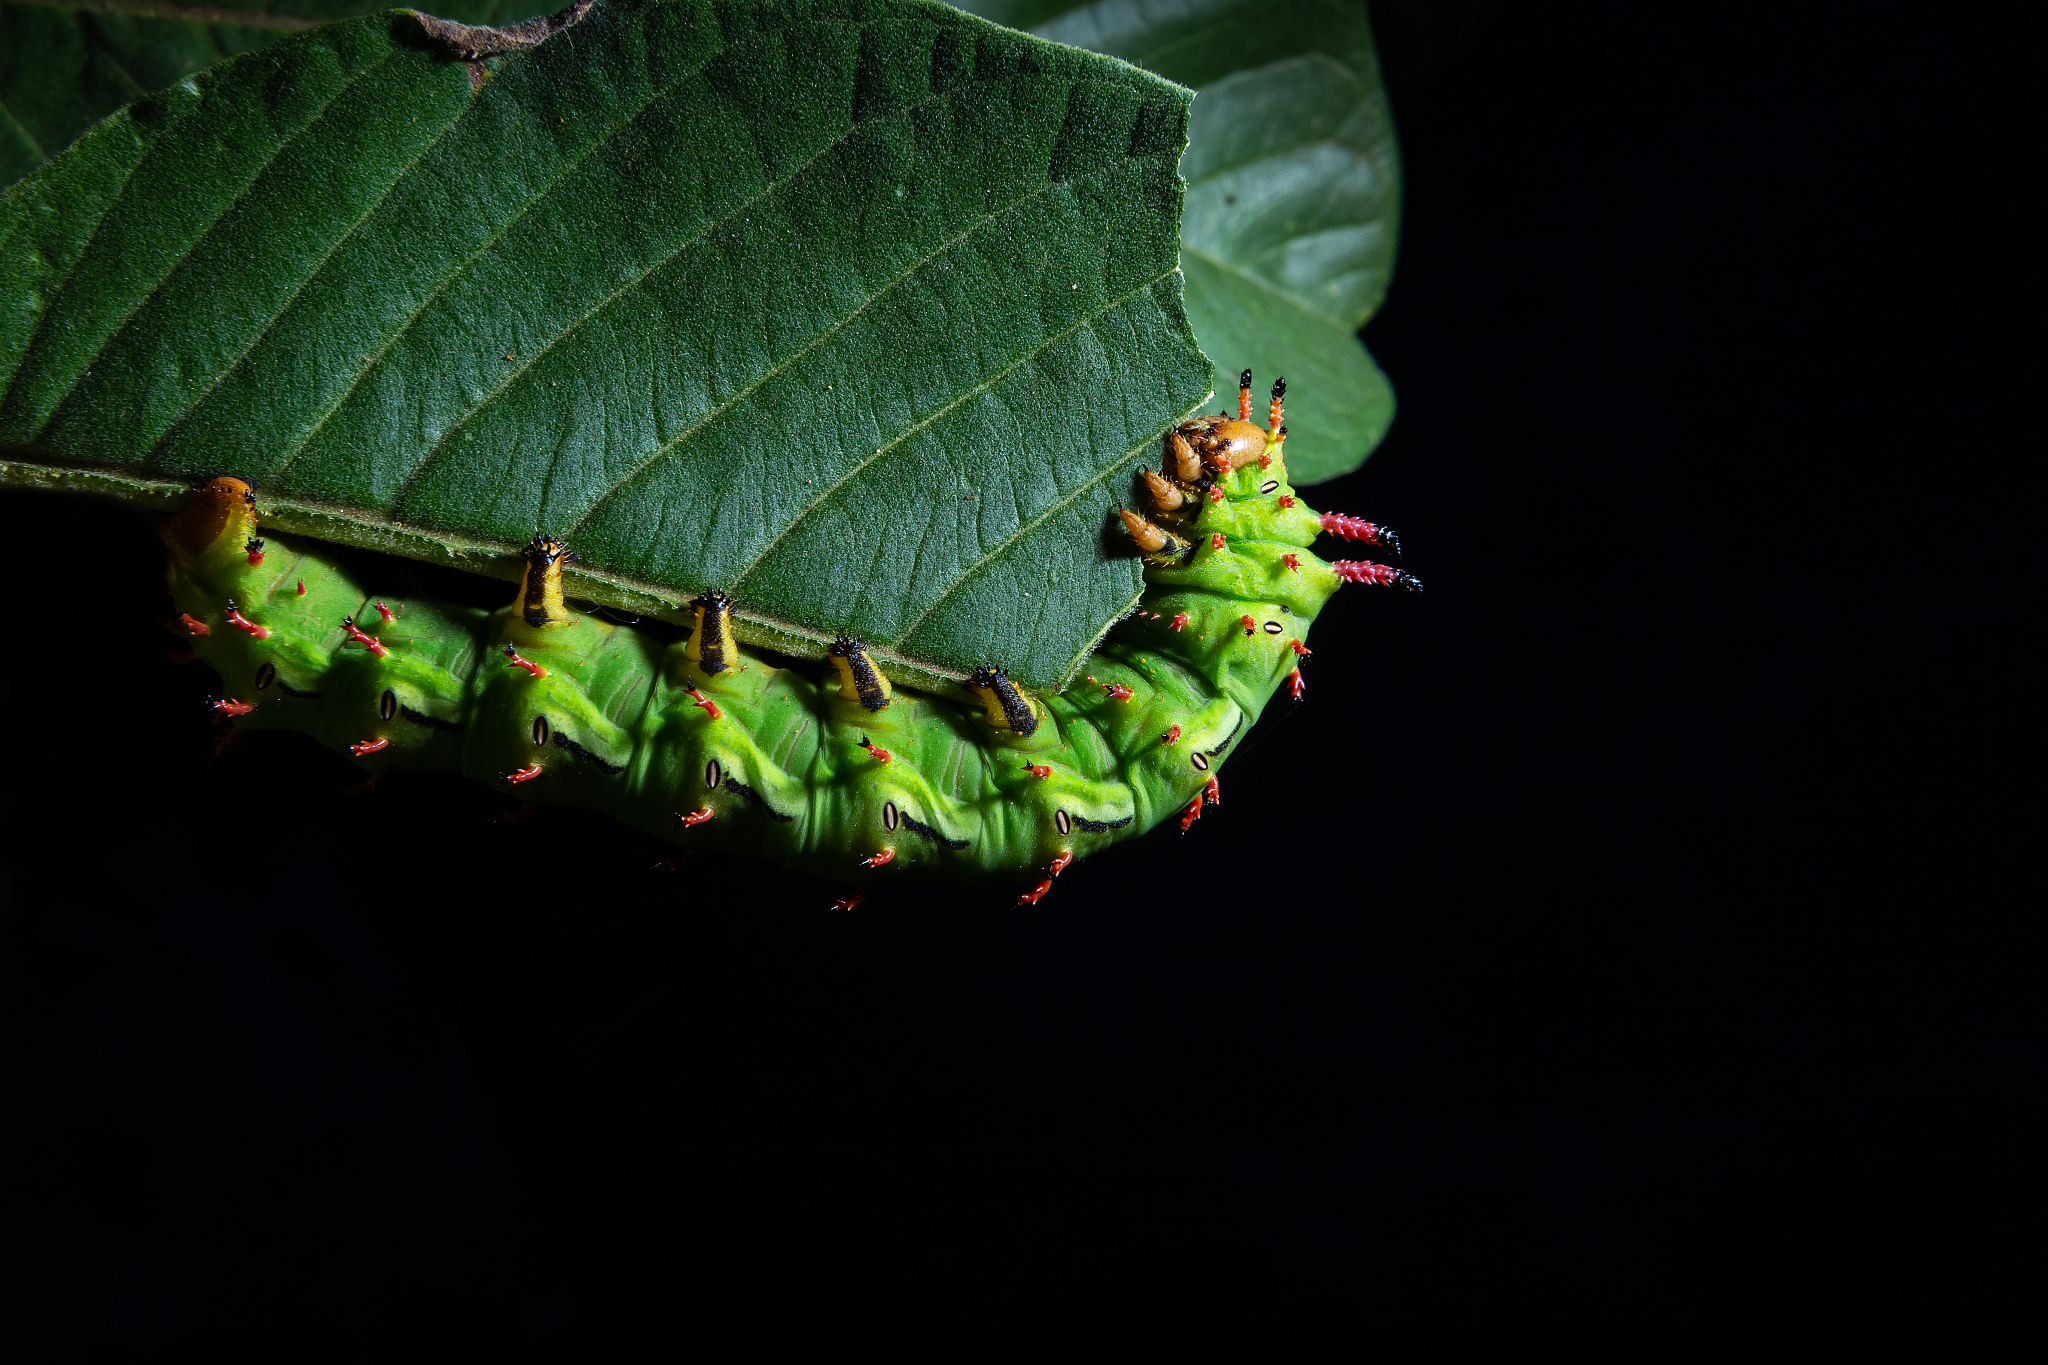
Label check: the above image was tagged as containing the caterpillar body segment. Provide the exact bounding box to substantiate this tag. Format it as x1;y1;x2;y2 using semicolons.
161;382;1411;892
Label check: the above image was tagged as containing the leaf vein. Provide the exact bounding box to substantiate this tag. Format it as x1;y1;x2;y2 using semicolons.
0;110;163;419
745;268;1180;628
561;161;1068;542
141;90;481;466
266;25;756;489
390;61;968;521
34;46;402;444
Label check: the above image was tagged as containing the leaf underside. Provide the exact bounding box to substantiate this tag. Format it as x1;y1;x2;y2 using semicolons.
0;0;1213;693
948;0;1399;483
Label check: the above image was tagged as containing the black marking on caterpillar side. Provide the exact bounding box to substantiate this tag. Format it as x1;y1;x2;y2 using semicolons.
723;775;795;821
896;808;969;850
378;688;398;721
277;680;321;699
1072;813;1134;833
531;714;551;746
254;662;276;690
1262;621;1283;635
704;758;722;790
1259;479;1281;495
1204;714;1245;757
399;705;462;732
551;731;626;773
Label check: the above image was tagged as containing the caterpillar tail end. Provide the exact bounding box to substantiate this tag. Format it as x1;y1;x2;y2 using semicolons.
160;477;259;569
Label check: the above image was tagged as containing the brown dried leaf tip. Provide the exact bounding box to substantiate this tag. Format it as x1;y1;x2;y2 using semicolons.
413;0;597;89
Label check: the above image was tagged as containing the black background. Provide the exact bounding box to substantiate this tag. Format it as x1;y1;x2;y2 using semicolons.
0;2;2029;1360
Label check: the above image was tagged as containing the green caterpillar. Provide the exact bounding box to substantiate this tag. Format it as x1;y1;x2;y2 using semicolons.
164;375;1413;905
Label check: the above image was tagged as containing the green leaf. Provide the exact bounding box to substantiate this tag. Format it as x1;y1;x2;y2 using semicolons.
0;0;1211;693
947;0;1399;482
0;0;572;189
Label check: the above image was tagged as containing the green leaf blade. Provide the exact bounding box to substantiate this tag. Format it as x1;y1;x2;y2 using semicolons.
948;0;1401;483
0;0;1211;692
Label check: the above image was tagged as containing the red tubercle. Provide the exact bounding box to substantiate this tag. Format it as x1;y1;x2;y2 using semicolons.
1238;369;1253;421
861;848;895;868
860;735;892;764
501;644;544;678
1240;614;1256;636
1332;560;1421;591
1170;612;1190;632
223;603;270;640
1278;495;1295;509
1267;376;1285;434
349;737;389;757
207;697;254;717
1319;513;1400;553
1211;532;1226;550
1086;676;1135;703
342;617;389;656
374;601;395;623
1021;762;1052;779
505;764;543;785
245;538;265;566
1287;667;1305;701
1162;724;1182;745
1207;484;1225;505
167;651;197;665
677;807;715;827
1257;453;1272;471
686;686;722;720
296;581;306;596
1179;775;1221;830
1289;639;1312;656
1016;877;1055;907
178;613;211;637
1049;850;1073;877
1282;553;1301;573
830;892;866;912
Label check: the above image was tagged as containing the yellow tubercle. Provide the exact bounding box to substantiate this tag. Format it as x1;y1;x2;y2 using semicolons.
515;535;575;629
827;634;893;712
